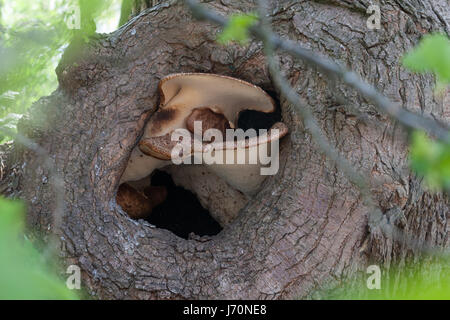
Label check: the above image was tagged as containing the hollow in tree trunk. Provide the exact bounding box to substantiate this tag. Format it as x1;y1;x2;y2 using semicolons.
0;0;448;299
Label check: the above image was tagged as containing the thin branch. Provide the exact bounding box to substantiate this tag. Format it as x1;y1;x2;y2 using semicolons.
256;0;446;257
185;0;450;143
186;0;447;256
256;1;373;201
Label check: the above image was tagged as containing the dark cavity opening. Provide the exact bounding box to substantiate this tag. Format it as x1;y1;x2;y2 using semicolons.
237;90;281;132
146;170;222;239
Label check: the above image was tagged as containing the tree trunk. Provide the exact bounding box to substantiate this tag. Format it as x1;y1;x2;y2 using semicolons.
119;0;167;26
1;0;448;299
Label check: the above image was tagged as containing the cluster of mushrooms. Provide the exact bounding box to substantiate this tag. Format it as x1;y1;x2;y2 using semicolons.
117;73;288;227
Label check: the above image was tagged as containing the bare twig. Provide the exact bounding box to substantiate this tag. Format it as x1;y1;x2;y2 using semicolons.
185;0;450;143
256;0;447;257
256;1;374;203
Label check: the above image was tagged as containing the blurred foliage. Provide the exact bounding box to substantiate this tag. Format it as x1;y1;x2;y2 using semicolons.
403;33;450;91
217;12;258;45
119;0;133;27
0;197;79;299
78;0;120;39
0;0;120;141
0;0;72;120
321;256;450;300
0;0;121;299
402;33;450;191
410;131;450;191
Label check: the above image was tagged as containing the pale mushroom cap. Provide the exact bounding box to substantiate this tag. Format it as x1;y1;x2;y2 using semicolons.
201;122;288;194
145;73;276;137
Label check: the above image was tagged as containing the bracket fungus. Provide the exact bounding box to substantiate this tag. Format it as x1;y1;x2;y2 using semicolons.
145;73;276;136
118;73;288;229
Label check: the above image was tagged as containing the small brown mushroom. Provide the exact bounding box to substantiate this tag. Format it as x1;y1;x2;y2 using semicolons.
186;107;231;141
116;183;167;220
143;186;168;207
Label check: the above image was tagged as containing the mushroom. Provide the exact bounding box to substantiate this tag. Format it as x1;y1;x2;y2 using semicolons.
144;73;276;137
124;73;278;183
120;73;288;224
116;183;167;220
200;122;288;195
139;121;288;195
138;73;287;194
120;148;167;183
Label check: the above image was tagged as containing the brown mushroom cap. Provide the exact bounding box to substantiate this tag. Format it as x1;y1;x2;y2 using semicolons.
138;133;182;160
186;107;231;140
139;122;288;158
203;121;288;152
116;183;167;220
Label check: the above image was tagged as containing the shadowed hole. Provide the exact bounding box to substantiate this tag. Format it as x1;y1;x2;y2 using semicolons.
237;91;281;132
146;170;222;239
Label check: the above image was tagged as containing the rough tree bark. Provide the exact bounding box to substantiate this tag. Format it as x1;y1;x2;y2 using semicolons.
119;0;166;26
1;0;448;299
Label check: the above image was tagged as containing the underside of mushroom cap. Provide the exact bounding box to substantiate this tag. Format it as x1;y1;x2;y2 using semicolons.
139;121;288;158
203;122;288;152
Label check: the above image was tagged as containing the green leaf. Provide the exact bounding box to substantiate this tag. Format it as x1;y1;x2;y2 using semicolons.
409;130;450;190
217;13;258;45
402;33;450;87
0;197;79;300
